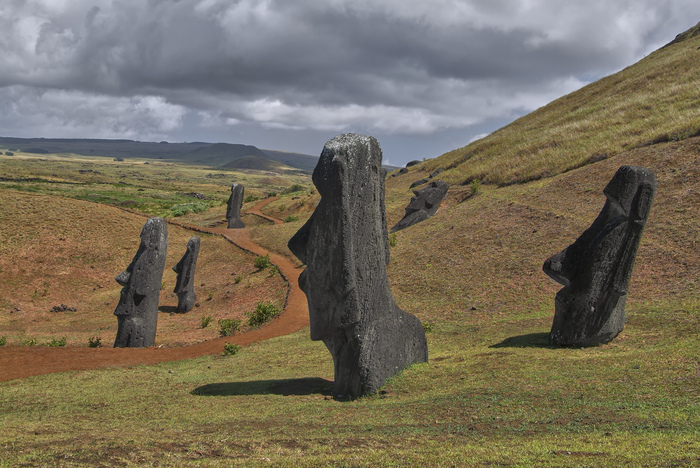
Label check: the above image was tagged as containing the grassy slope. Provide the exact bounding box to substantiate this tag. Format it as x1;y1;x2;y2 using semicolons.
1;25;700;467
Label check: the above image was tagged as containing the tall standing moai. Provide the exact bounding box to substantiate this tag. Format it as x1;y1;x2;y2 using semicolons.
172;236;200;313
226;183;245;229
113;217;168;348
543;165;656;347
288;133;428;399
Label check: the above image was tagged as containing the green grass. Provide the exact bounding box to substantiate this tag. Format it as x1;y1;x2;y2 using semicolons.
422;26;700;186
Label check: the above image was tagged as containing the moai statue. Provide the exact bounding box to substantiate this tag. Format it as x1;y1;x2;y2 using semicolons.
172;236;200;313
114;217;168;348
288;133;428;399
226;183;245;229
390;180;449;233
543;165;656;347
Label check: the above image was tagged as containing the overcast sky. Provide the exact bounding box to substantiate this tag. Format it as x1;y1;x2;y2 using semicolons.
1;1;698;166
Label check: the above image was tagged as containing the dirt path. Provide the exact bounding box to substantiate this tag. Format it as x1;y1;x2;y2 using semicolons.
0;198;308;383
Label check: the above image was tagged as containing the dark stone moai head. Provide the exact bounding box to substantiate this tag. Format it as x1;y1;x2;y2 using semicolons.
114;217;168;348
543;165;656;346
226;183;245;229
172;236;200;313
288;133;428;399
390;180;449;233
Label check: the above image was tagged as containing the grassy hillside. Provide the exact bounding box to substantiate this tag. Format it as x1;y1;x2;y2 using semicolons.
1;23;699;467
411;21;700;186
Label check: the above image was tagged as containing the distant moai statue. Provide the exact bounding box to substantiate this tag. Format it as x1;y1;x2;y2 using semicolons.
543;165;656;347
288;133;428;399
114;217;168;348
172;236;200;313
226;183;245;228
390;180;449;233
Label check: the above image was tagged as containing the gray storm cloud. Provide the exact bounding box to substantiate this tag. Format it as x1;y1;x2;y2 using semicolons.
0;0;698;163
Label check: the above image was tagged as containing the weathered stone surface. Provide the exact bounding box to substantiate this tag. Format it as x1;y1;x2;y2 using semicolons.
114;217;168;348
391;167;409;178
288;133;428;399
172;236;200;313
390;180;449;233
429;168;444;178
226;183;245;229
406;160;421;167
543;165;656;347
409;177;430;188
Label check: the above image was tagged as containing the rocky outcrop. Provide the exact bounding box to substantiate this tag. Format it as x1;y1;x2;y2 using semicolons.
114;217;168;348
543;165;656;347
288;133;428;399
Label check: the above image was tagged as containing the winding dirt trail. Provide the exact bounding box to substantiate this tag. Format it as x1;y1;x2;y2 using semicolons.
0;198;308;383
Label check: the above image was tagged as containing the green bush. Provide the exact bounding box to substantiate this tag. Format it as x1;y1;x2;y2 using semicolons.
223;343;240;356
234;275;243;284
277;203;286;212
218;318;241;337
267;191;277;198
246;302;280;328
284;215;298;223
469;179;482;195
88;336;101;348
254;254;272;270
48;336;67;347
23;337;37;347
0;336;6;346
201;315;213;328
388;232;397;247
422;321;435;333
169;201;209;217
283;184;305;194
243;194;259;203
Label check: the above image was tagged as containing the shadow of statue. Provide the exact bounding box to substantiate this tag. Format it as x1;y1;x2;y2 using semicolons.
191;377;334;397
158;305;180;314
490;332;552;349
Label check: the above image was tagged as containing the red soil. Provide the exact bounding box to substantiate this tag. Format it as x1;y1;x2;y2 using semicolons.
0;198;308;383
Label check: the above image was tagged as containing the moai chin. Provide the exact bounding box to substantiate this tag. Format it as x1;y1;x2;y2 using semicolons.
114;217;168;348
172;236;200;313
288;133;428;399
543;165;656;347
226;183;245;229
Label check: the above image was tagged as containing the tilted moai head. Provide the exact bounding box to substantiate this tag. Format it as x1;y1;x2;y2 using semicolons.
226;183;245;229
543;165;656;346
390;180;449;233
172;236;200;313
114;217;168;348
288;133;428;399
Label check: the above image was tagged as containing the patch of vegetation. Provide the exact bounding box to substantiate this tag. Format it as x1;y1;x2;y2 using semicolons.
283;183;306;194
87;336;101;348
246;301;280;328
388;232;397;247
422;321;435;333
283;215;298;223
200;315;213;329
169;201;209;217
469;179;482;195
222;343;241;356
243;194;259;203
23;337;37;346
47;336;67;347
0;336;5;346
234;275;243;284
218;318;241;337
254;254;272;270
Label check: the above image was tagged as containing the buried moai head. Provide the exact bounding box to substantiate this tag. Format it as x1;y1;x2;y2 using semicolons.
543;165;656;347
390;180;449;233
288;133;428;399
226;183;245;229
114;217;168;348
172;236;200;313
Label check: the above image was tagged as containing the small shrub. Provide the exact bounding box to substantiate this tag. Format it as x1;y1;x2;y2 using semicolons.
267;265;279;277
201;315;213;328
254;254;272;270
218;318;241;337
423;321;435;333
247;302;280;328
88;336;102;348
234;275;243;284
0;336;6;346
388;232;397;247
207;291;214;301
267;191;277;198
161;280;166;290
284;215;298;223
277;203;286;212
23;337;37;347
223;343;240;356
284;184;305;194
469;179;482;195
243;194;259;203
48;336;67;347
